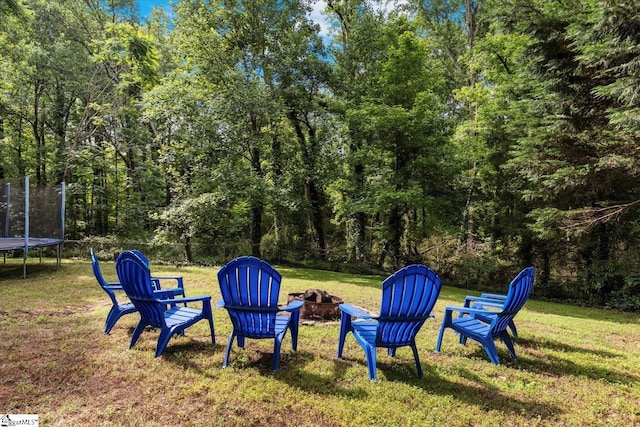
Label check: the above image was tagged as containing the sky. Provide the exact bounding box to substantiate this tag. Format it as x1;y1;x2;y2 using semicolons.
137;0;172;19
135;1;333;37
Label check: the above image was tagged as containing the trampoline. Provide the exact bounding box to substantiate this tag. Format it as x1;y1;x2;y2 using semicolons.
1;177;65;278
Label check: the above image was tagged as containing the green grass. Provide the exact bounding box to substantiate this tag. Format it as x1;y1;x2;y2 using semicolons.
1;259;639;426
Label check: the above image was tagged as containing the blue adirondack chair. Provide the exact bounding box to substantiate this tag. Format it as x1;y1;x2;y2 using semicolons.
337;264;442;380
115;250;215;357
216;256;304;372
435;266;535;364
91;248;137;335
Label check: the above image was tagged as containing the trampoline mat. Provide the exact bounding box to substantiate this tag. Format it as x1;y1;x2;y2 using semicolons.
0;238;64;251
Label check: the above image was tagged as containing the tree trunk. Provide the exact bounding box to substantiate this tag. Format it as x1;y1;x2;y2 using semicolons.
184;235;193;263
388;205;402;271
249;138;263;258
250;204;263;258
288;108;327;258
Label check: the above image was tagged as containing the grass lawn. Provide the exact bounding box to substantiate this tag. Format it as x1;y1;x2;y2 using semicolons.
1;258;639;426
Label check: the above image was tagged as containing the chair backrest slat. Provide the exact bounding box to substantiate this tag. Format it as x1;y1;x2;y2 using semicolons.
218;256;283;337
377;265;442;347
491;267;535;334
91;248;119;306
115;251;166;328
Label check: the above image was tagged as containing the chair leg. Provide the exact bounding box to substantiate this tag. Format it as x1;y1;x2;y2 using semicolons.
104;307;121;335
337;311;353;358
459;335;468;345
364;344;377;381
501;331;517;360
508;320;518;338
411;343;423;378
223;331;236;368
130;321;146;349
481;338;500;365
155;328;174;357
273;335;284;372
289;311;300;351
435;324;446;353
208;316;216;345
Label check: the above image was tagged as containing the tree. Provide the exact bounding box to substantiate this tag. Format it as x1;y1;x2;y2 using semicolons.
328;4;456;268
160;0;332;259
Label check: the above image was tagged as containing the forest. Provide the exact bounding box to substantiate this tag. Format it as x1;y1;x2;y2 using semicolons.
1;0;640;311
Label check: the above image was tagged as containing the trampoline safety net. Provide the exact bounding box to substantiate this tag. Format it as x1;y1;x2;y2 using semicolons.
0;177;66;277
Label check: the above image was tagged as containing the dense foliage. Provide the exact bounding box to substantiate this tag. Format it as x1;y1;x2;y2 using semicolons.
2;0;640;309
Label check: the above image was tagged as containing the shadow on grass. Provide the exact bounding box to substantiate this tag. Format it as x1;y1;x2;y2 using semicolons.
515;337;640;384
154;339;223;378
0;262;63;280
387;363;562;419
124;324;222;377
275;351;370;399
441;334;639;386
518;336;621;359
276;349;563;420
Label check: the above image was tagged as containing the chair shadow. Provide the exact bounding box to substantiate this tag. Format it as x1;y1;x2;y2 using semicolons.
124;325;222;378
275;351;371;398
159;339;224;379
287;350;564;420
445;334;640;386
270;346;563;421
379;357;563;419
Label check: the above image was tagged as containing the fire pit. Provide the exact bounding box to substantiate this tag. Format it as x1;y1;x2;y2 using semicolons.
287;289;343;320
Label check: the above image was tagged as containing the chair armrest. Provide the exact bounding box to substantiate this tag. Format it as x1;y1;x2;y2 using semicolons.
339;303;378;319
445;305;497;317
280;299;304;312
151;276;184;292
215;299;225;309
153;289;176;299
480;293;507;300
464;296;505;308
471;300;504;309
158;295;212;305
105;283;123;291
152;276;184;286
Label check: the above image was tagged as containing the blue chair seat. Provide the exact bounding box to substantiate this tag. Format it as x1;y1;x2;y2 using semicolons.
462;294;518;337
450;316;492;337
165;306;206;327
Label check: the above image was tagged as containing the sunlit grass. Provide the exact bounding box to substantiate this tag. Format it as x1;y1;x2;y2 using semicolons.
0;258;639;426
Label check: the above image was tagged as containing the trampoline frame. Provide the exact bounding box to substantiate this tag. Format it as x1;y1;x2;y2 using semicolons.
0;177;66;278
